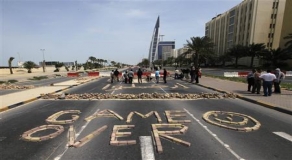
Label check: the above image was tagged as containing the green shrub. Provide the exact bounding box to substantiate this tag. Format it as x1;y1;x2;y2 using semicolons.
7;79;18;83
0;81;6;84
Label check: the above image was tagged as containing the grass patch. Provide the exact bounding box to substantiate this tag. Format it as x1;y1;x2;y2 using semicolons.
0;81;6;84
0;79;18;84
7;79;18;83
28;76;48;80
203;73;292;91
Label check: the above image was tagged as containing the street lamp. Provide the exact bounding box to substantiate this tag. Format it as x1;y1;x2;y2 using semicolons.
40;49;45;72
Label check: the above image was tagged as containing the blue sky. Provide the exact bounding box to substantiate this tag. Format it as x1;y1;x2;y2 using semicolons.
1;0;242;66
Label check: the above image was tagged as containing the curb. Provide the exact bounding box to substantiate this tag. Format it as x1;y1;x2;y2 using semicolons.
0;77;100;113
193;82;292;115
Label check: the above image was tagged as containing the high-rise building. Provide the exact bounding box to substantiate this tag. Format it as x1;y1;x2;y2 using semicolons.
158;41;175;61
148;16;160;66
205;0;292;56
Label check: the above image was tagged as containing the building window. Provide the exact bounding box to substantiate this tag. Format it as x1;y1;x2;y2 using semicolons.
271;14;273;18
274;14;277;18
273;2;275;8
273;24;275;28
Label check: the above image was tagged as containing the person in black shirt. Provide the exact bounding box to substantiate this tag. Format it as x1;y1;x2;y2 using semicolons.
163;68;167;83
137;68;143;83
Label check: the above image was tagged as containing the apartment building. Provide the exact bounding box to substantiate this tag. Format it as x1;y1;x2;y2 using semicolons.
205;0;292;60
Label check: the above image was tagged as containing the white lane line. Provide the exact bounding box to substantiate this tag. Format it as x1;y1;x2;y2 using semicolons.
102;84;110;90
159;87;167;93
54;109;100;160
273;132;292;142
176;83;188;88
140;136;155;160
184;108;244;160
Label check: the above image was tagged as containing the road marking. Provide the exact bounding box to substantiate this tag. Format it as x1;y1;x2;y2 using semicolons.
102;84;110;90
54;109;100;160
159;87;167;93
132;84;135;87
273;132;292;142
184;108;244;160
140;136;155;160
176;83;188;88
171;85;178;89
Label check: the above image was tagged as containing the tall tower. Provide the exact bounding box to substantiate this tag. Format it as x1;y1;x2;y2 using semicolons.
148;16;160;67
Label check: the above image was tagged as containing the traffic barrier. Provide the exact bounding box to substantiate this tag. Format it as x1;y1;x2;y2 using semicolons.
223;72;239;77
286;71;292;76
87;72;99;76
67;72;79;77
238;71;249;77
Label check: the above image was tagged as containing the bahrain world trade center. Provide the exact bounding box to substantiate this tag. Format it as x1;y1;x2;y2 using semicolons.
148;16;160;67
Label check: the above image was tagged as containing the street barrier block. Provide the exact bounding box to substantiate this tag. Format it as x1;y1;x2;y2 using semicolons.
88;72;99;76
67;72;79;77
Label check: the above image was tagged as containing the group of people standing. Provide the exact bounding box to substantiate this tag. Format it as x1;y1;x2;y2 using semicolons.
111;68;144;84
174;67;201;83
247;68;285;96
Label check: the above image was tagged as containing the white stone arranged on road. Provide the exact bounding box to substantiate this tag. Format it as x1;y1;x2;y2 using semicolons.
41;92;238;100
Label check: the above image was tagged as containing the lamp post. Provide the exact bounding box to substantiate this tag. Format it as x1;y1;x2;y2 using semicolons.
40;49;45;72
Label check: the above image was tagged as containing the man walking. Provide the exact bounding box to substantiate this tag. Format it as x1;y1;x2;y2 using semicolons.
110;70;114;83
247;69;256;92
163;68;167;83
260;69;276;96
252;68;262;94
274;68;285;93
155;69;160;83
128;69;134;84
190;67;195;83
137;68;143;83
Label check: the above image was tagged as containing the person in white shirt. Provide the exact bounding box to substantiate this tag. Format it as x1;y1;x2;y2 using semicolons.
259;69;276;96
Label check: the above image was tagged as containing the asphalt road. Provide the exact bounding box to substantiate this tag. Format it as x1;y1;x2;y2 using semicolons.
0;76;292;160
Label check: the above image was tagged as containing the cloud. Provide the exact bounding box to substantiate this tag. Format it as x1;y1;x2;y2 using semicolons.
86;28;104;33
125;9;146;17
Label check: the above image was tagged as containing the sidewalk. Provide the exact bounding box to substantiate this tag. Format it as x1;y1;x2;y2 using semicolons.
196;76;292;114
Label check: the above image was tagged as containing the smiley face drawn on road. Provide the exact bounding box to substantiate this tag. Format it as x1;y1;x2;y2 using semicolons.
203;111;261;132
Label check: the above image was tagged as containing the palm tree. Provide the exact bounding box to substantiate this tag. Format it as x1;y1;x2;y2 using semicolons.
186;36;214;68
89;56;97;63
227;44;249;68
218;53;233;67
261;47;292;68
247;43;266;67
54;62;64;72
23;61;37;73
8;57;15;74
